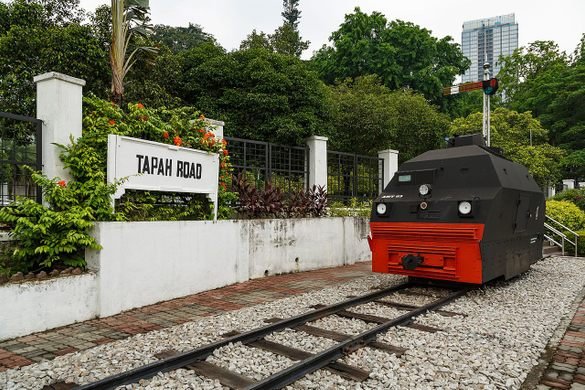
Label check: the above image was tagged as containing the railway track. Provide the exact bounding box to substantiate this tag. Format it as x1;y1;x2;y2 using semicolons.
76;281;468;390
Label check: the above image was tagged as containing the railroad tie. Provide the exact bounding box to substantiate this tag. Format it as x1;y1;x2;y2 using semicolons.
263;318;406;356
222;331;370;382
155;350;256;389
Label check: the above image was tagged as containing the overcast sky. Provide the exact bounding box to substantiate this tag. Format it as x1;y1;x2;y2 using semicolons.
79;0;585;59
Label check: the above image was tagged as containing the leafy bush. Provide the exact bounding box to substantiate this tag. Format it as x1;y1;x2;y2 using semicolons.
545;200;585;231
328;198;372;217
553;189;585;212
233;173;327;219
82;97;237;220
0;162;119;274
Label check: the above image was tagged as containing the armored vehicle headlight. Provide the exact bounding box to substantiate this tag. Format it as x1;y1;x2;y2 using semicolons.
458;201;472;215
376;203;387;215
418;184;431;196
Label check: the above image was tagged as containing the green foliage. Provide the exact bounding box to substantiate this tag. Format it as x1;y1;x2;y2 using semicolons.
327;76;449;160
553;189;585;212
545;200;585;231
153;23;215;53
311;7;469;103
562;150;585;182
498;38;585;182
0;166;116;272
81;96;236;221
0;0;110;115
177;47;331;145
328;198;372;217
449;108;564;187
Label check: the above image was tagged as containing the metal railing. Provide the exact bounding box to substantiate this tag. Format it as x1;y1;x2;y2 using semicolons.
544;215;579;256
225;137;308;192
0;111;43;205
327;150;383;201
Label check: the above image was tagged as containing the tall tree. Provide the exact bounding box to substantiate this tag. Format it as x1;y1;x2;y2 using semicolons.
449;108;564;187
176;46;331;145
153;23;215;53
311;7;469;103
110;0;157;105
281;0;301;27
327;76;449;160
270;0;309;57
0;0;109;115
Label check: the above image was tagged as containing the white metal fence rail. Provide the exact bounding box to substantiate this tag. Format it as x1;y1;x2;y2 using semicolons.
544;215;579;256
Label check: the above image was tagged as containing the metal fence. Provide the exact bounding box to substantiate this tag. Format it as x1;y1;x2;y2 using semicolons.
225;137;308;192
327;150;383;201
0;112;42;205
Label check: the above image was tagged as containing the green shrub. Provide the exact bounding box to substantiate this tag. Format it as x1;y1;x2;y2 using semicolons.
578;230;585;257
553;189;585;212
545;200;585;231
0;164;118;273
328;198;372;217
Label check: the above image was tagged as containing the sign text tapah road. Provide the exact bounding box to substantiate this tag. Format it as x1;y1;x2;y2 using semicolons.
107;135;219;219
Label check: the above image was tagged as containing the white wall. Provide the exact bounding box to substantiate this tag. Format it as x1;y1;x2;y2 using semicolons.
1;217;370;340
0;274;97;340
87;217;370;317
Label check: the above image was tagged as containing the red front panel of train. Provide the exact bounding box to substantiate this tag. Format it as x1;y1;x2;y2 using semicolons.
369;222;485;284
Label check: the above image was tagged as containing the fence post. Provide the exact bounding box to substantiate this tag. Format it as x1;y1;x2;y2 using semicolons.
206;119;224;140
378;149;399;192
562;179;575;191
34;72;85;183
306;135;328;190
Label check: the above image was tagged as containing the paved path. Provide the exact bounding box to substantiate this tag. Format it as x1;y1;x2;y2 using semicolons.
1;261;584;390
537;297;585;390
0;262;371;372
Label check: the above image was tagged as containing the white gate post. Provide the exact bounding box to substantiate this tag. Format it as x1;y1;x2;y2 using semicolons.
34;72;85;182
306;136;328;190
378;149;399;192
562;179;575;191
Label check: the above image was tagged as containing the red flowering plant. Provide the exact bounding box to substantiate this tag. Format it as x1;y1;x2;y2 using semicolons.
80;97;236;220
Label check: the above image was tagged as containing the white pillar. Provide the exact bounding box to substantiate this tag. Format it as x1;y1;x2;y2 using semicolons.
562;179;575;191
378;149;399;192
306;135;328;190
206;119;224;140
545;185;556;198
34;72;85;182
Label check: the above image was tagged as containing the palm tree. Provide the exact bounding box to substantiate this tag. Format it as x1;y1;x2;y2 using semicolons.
110;0;157;105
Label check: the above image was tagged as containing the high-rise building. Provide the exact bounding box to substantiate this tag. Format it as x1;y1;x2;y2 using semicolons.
461;14;518;83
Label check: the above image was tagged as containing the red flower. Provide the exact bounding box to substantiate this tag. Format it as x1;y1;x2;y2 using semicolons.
220;162;226;169
173;136;182;146
223;149;229;156
136;102;145;109
221;138;228;146
108;119;116;126
198;128;205;134
162;131;169;139
220;182;227;190
209;139;215;146
203;131;214;140
57;180;66;188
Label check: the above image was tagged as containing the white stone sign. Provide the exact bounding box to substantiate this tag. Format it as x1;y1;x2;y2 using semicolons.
107;135;219;219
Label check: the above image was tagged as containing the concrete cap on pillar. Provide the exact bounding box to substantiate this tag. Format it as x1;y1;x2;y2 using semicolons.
306;135;328;142
34;72;86;87
378;149;399;155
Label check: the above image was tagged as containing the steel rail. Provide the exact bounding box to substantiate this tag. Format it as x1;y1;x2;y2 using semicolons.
77;281;414;389
246;287;468;390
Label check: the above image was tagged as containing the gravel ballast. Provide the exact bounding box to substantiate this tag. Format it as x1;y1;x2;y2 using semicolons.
1;256;584;389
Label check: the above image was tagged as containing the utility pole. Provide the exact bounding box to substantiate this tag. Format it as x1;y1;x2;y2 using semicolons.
482;62;491;146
